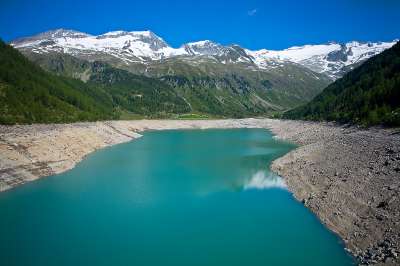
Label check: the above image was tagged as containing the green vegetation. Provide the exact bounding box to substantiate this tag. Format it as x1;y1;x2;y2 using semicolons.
141;57;331;113
176;113;210;120
87;62;190;116
283;41;400;127
0;41;191;124
27;53;191;117
0;40;116;124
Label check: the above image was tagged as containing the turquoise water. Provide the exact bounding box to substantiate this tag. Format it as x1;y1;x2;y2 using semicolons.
0;129;354;266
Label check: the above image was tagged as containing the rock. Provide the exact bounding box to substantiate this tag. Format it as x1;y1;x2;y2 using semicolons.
386;148;395;154
377;201;388;208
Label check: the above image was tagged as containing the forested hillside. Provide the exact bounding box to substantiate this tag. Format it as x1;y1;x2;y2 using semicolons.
0;40;116;124
25;51;331;117
284;42;400;126
0;40;191;124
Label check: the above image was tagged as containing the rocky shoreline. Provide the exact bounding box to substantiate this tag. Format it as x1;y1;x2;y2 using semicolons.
0;119;260;191
1;118;399;265
269;120;400;266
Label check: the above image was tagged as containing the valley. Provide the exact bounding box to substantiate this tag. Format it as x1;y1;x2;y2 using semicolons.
0;17;400;265
2;29;396;124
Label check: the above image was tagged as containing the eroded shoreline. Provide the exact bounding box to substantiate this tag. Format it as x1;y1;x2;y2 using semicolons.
1;118;399;265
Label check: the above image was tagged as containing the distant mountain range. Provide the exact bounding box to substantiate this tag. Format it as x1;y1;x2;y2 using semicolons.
11;29;397;79
2;29;398;125
9;29;337;116
0;37;329;124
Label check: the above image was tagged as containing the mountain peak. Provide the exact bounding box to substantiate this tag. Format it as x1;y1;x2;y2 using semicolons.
186;40;215;46
11;28;90;46
98;30;129;37
183;40;224;56
37;28;90;38
98;30;155;37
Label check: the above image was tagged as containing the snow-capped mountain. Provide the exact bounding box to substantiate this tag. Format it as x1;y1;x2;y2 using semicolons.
12;29;91;42
11;29;398;79
12;29;187;63
246;41;397;79
182;41;253;64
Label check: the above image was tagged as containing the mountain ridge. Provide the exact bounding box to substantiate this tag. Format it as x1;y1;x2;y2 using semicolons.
11;28;398;79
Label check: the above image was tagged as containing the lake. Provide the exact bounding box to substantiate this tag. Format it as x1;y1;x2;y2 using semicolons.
0;129;354;266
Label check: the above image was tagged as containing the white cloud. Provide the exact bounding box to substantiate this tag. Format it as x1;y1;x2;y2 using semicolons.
247;8;258;16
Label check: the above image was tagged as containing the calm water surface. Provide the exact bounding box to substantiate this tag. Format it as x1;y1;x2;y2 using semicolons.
0;129;354;266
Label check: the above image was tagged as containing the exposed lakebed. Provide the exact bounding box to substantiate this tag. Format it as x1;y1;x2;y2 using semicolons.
0;129;354;265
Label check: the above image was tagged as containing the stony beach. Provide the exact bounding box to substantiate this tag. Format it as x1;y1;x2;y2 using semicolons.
0;118;399;265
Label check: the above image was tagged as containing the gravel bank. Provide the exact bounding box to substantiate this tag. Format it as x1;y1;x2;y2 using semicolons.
269;120;400;265
0;118;399;265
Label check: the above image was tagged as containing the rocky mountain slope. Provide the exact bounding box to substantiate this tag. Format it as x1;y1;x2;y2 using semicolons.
11;29;397;79
25;51;329;116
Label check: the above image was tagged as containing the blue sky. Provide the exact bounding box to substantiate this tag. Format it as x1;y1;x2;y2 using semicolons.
1;0;399;50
